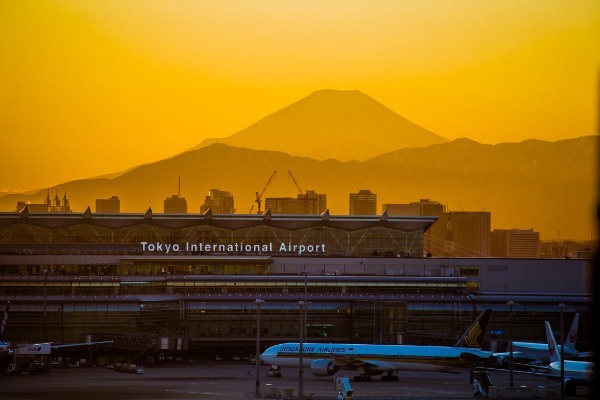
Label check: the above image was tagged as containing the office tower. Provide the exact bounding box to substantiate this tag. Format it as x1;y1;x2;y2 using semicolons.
200;189;235;214
491;229;540;258
447;211;491;257
164;195;187;214
164;177;187;214
349;190;377;215
96;196;121;213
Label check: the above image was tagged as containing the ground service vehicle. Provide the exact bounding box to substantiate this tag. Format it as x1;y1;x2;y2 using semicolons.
267;365;281;377
335;377;353;400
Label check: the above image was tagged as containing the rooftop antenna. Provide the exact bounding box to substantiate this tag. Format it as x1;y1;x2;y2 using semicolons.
178;176;181;197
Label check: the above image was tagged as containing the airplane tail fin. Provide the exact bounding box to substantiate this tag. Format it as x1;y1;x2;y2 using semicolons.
454;309;492;349
563;313;579;351
545;320;561;363
0;301;8;340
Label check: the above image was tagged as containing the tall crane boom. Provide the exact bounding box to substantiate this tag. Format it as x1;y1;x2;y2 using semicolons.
287;170;304;195
255;170;277;214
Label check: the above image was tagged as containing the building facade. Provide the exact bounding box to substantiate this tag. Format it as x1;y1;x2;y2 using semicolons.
491;229;541;258
0;210;591;364
447;211;491;257
265;190;326;215
349;190;377;215
200;189;234;214
95;196;121;213
16;190;71;213
164;195;188;214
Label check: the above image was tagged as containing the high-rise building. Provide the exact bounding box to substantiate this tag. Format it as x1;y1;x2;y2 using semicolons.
349;190;377;215
265;190;326;215
200;189;235;214
447;211;491;257
96;196;121;213
491;229;540;258
164;177;187;214
164;195;187;214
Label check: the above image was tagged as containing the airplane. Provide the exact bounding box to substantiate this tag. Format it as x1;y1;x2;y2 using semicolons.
533;320;593;395
495;313;592;366
0;302;113;373
476;320;594;397
260;308;493;381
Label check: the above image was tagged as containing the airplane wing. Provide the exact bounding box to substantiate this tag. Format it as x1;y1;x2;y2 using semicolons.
13;340;113;356
51;340;113;349
474;364;555;379
327;352;394;373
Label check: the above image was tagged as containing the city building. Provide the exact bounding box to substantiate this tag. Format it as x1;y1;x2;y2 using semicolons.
349;189;377;215
200;189;234;214
16;189;71;213
164;195;187;214
491;229;541;258
15;201;50;213
265;190;326;214
0;210;591;364
164;177;187;214
95;196;121;213
447;211;491;257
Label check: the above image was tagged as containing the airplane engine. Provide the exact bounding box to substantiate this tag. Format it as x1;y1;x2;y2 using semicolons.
495;354;508;367
310;359;338;376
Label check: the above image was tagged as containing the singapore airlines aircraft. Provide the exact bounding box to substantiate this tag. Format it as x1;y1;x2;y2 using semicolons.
260;309;493;381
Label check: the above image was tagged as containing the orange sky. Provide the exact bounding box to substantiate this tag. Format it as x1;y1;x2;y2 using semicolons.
0;0;598;192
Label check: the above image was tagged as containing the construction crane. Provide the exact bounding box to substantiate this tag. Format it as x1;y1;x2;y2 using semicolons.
287;170;304;195
255;170;277;214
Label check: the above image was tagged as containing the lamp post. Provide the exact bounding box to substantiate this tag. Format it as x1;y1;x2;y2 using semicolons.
299;269;309;400
298;300;305;400
507;300;514;388
255;299;265;397
43;268;48;341
559;303;565;400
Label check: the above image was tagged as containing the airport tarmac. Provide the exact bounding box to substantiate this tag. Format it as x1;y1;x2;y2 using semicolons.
0;361;593;400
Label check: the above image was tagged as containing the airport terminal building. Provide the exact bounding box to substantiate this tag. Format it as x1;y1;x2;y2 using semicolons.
0;209;592;363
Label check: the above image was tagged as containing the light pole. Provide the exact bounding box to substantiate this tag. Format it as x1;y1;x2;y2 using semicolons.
255;299;265;397
507;300;514;388
299;269;309;400
298;300;305;400
43;268;48;341
559;303;565;400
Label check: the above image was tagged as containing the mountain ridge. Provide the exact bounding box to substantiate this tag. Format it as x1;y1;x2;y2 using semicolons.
1;136;596;241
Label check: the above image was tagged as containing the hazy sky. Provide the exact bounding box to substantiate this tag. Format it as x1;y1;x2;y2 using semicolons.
1;0;598;192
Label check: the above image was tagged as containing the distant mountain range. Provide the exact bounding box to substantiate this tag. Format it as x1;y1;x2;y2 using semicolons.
0;136;596;241
191;89;447;161
0;89;596;240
